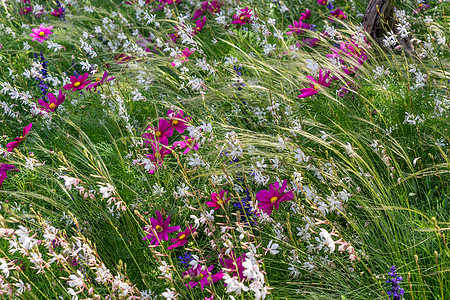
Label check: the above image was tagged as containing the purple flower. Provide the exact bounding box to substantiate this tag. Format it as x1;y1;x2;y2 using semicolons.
386;265;404;300
167;225;195;250
143;211;180;245
256;180;294;215
182;265;223;290
0;164;18;187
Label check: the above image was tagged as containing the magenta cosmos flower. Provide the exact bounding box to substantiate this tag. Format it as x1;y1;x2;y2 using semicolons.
145;143;172;173
192;1;209;20
19;6;32;15
300;9;311;20
143;119;174;146
317;0;327;5
208;1;221;14
143;211;180;246
330;8;346;20
6;123;32;152
183;265;223;291
232;7;253;26
194;16;207;34
86;71;115;92
29;25;53;43
63;73;91;91
287;19;312;35
51;7;64;17
0;164;18;187
256;180;294;215
167;225;196;250
171;47;195;67
38;89;65;112
172;136;199;154
297;69;332;98
219;251;246;279
167;109;190;133
206;190;229;210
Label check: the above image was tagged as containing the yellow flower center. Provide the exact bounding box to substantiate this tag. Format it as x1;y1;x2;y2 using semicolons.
95;77;101;82
217;199;223;204
179;234;186;240
213;8;217;12
24;8;28;12
155;131;162;137
155;225;163;232
172;120;179;125
338;14;344;20
313;85;319;90
196;27;201;31
74;82;81;87
39;31;45;37
198;273;204;279
419;3;423;7
270;196;278;203
154;152;161;158
187;138;192;144
19;136;23;139
49;103;56;109
240;16;244;20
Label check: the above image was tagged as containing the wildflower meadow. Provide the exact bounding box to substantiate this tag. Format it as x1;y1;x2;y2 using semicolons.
0;0;449;299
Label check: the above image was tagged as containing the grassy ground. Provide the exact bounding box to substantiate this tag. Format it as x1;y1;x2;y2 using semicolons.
0;0;449;299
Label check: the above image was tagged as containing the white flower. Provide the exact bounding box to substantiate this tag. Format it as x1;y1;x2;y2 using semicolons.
294;148;309;163
319;229;335;253
162;288;178;299
68;270;84;288
266;240;279;255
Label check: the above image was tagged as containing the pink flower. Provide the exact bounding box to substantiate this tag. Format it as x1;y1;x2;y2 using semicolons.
206;190;229;210
143;119;174;146
232;7;253;26
330;8;346;20
167;109;190;133
19;6;32;15
6;123;32;152
192;1;209;20
38;89;65;112
143;211;180;245
297;69;332;98
256;180;294;215
287;19;312;35
63;73;91;91
300;9;311;20
317;0;327;5
194;16;207;34
171;47;195;67
0;164;18;187
172;136;199;154
167;225;195;250
183;265;223;291
29;25;53;43
86;71;115;92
